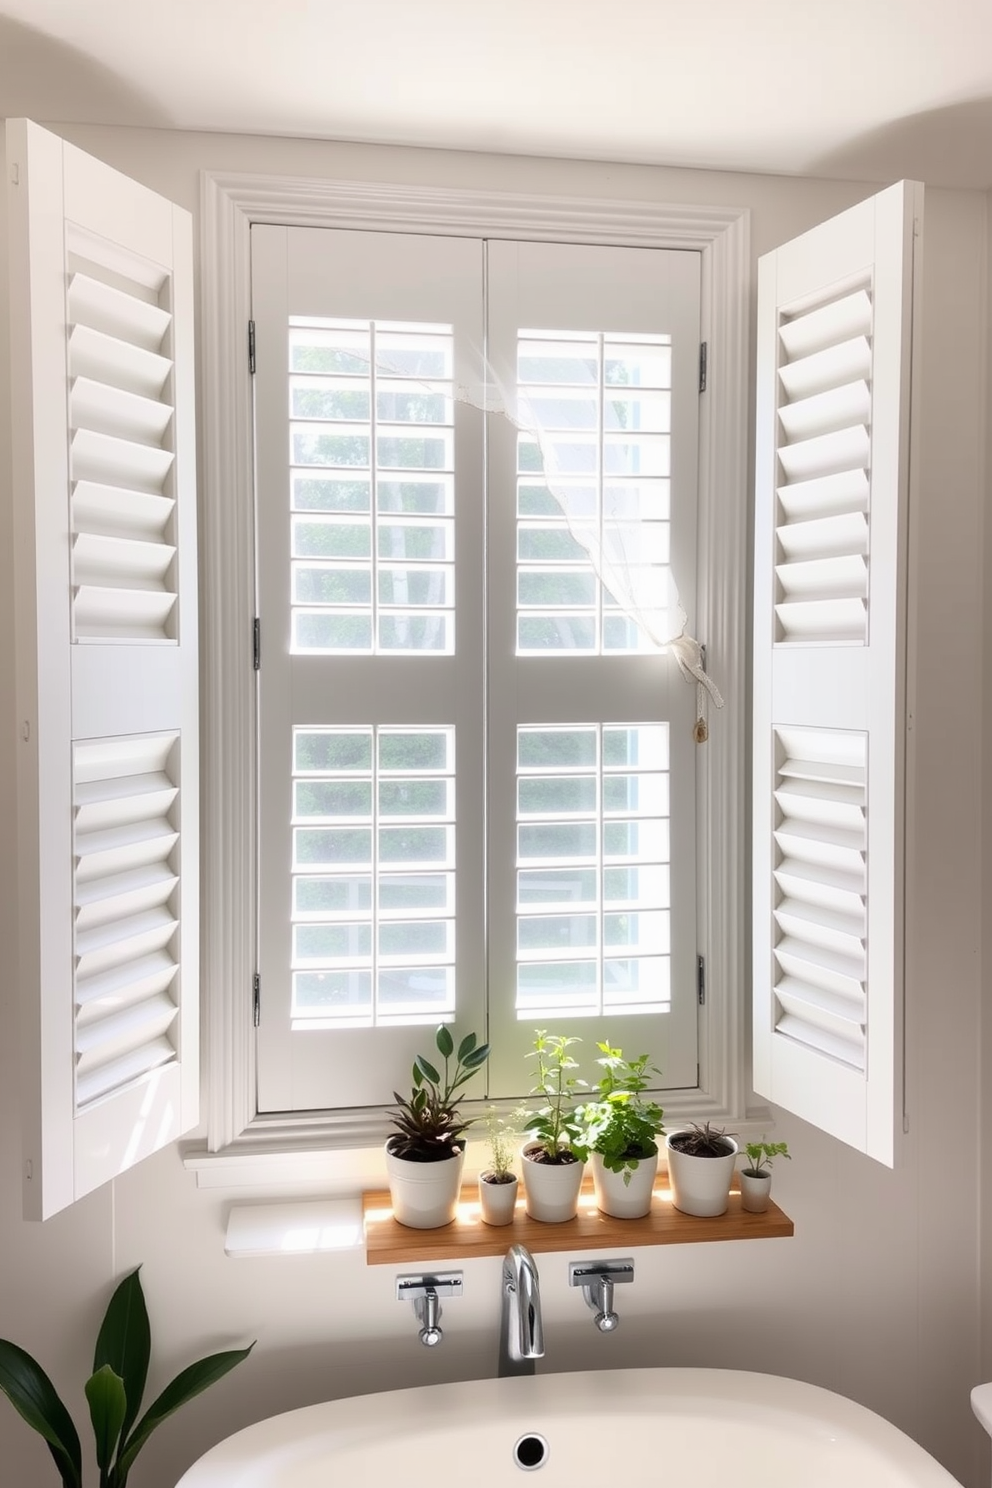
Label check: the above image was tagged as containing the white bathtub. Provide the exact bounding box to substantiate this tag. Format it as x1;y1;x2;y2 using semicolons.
176;1367;961;1487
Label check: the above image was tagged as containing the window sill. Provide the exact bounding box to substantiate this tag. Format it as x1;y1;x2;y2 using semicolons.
363;1168;793;1265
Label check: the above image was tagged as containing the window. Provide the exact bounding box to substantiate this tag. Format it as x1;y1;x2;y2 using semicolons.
199;174;749;1158
218;191;743;1130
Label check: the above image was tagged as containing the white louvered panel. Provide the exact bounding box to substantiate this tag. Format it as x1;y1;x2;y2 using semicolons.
67;254;177;643
775;276;873;645
73;733;182;1113
771;726;867;1072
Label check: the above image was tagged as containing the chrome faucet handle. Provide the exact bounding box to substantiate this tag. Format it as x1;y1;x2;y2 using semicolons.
396;1272;463;1347
568;1258;634;1332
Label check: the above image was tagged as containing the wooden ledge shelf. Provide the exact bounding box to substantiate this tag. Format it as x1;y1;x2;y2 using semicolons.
363;1168;793;1265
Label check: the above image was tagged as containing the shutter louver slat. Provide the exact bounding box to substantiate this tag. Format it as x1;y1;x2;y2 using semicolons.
69;323;172;399
67;269;171;349
75;1033;177;1109
73;733;181;1115
66;250;178;643
72;480;175;539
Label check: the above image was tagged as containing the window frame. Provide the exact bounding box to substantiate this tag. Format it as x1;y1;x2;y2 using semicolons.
195;170;751;1170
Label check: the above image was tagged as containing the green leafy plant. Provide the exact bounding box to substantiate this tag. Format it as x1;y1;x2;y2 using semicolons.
0;1267;253;1488
480;1105;518;1184
389;1025;490;1162
668;1121;737;1157
524;1030;586;1164
742;1138;791;1177
573;1041;665;1184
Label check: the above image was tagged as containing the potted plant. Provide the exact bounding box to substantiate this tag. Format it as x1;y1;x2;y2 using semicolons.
520;1030;587;1223
739;1138;790;1212
0;1267;252;1488
386;1024;490;1229
477;1106;520;1226
665;1121;739;1217
573;1042;665;1219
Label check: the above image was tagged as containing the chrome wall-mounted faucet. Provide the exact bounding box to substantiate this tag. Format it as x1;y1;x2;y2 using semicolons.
568;1257;635;1331
498;1244;544;1376
396;1271;463;1347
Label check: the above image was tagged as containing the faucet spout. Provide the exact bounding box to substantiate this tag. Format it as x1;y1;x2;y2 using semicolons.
498;1244;544;1377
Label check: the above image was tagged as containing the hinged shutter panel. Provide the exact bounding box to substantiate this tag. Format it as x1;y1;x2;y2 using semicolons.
6;119;199;1218
752;181;922;1166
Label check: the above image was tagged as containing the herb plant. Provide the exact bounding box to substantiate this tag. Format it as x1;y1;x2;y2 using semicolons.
389;1025;490;1162
742;1138;791;1177
574;1041;665;1184
524;1030;585;1164
480;1105;518;1184
0;1267;253;1488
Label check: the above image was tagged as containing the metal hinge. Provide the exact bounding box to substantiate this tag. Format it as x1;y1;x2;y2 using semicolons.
252;973;261;1028
248;319;256;375
697;954;706;1006
698;341;707;394
253;618;260;671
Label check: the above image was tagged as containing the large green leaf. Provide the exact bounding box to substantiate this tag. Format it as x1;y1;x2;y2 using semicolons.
434;1025;454;1058
0;1338;82;1488
116;1344;254;1483
85;1364;127;1482
93;1269;150;1446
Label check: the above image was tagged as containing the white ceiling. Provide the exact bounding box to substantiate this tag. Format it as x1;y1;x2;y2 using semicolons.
2;0;992;187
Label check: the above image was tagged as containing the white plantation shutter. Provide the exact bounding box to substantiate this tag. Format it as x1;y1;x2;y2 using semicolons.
6;120;199;1218
753;181;923;1165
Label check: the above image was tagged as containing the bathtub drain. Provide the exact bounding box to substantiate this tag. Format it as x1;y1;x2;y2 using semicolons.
512;1433;549;1470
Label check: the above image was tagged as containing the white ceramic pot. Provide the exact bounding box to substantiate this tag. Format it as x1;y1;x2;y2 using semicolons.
384;1140;465;1229
739;1169;772;1213
665;1131;738;1217
478;1172;519;1226
520;1142;585;1222
590;1150;658;1219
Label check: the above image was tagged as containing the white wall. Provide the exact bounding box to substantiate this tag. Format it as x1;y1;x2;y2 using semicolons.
0;122;987;1488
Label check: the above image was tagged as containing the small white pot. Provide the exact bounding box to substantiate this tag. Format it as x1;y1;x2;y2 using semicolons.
384;1140;465;1229
520;1142;585;1222
739;1169;772;1213
590;1150;658;1219
478;1172;519;1226
665;1131;738;1217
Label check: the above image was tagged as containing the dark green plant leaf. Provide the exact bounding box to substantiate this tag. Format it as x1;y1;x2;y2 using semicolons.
116;1344;254;1481
0;1339;82;1488
456;1031;477;1060
85;1364;127;1479
435;1025;454;1058
462;1043;490;1069
415;1055;441;1085
93;1269;150;1447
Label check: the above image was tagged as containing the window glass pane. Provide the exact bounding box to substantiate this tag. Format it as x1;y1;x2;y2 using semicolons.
516;329;673;656
289;318;455;655
290;725;456;1026
515;724;670;1018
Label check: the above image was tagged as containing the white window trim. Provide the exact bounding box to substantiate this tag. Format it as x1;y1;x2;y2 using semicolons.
191;169;752;1177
